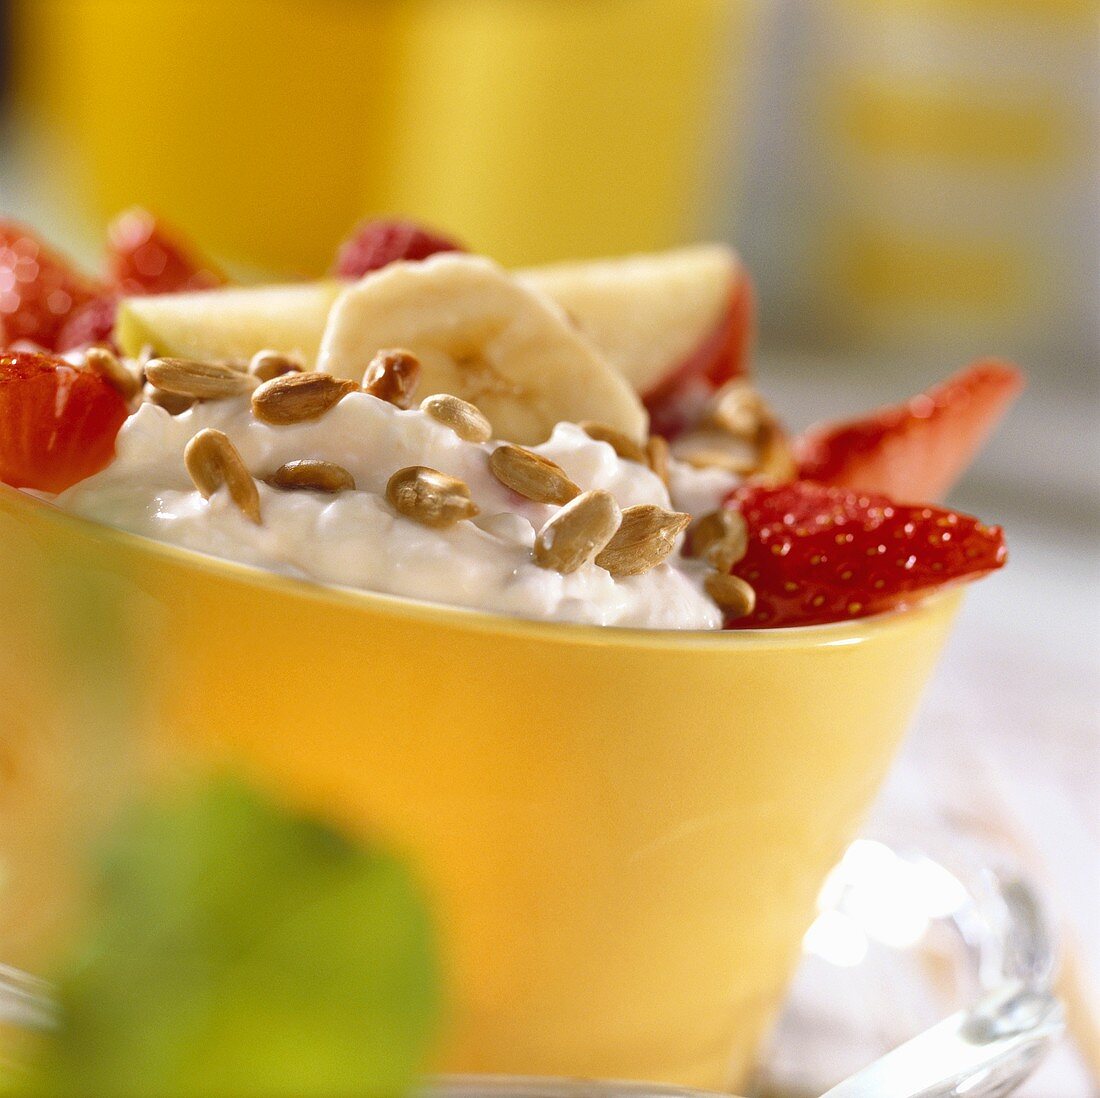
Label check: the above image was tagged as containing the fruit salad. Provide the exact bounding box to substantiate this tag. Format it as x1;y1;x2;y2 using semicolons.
0;214;1021;629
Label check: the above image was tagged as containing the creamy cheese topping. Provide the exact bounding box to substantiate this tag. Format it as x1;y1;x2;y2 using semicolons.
58;393;738;629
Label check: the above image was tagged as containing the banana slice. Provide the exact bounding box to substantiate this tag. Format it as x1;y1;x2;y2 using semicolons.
317;254;648;446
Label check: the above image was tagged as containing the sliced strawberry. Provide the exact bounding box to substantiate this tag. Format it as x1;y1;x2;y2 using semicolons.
333;219;463;279
645;274;753;438
718;481;1006;629
0;351;129;493
55;293;121;353
0;222;102;351
795;360;1024;502
106;208;225;296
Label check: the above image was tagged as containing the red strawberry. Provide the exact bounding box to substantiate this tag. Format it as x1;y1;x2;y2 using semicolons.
333;219;463;278
0;351;129;493
55;293;121;352
794;360;1024;502
106;208;225;296
0;222;102;351
718;481;1006;629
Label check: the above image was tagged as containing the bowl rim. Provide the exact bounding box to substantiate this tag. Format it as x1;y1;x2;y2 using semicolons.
0;484;961;652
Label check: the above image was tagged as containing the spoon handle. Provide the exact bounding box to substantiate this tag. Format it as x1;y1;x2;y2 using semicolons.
820;982;1063;1098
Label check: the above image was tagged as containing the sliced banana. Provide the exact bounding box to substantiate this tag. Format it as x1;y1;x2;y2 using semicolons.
317;254;648;446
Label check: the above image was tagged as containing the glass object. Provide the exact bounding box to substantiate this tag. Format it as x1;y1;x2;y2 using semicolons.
760;836;1062;1096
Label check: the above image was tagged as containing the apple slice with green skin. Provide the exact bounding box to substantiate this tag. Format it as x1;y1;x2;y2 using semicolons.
116;282;344;364
519;245;751;437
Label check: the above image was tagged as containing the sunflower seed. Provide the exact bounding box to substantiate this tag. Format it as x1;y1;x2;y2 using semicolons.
489;444;579;505
363;348;421;408
752;422;798;484
249;349;303;382
265;459;355;493
534;490;621;574
595;504;691;577
672;427;758;475
143;382;194;415
84;346;140;399
251;372;359;425
690;509;748;571
579;421;648;464
645;435;670;486
709;380;767;441
386;466;479;528
184;428;261;523
421;393;492;443
145;357;256;400
704;571;756;620
705;381;797;483
683;447;758;475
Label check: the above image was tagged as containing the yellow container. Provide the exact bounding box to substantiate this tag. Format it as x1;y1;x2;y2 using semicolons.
0;486;960;1090
12;0;750;274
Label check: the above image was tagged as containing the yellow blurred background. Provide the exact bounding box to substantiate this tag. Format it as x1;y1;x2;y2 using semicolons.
4;0;751;273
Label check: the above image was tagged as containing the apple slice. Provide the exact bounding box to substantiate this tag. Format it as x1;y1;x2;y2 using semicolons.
519;245;751;437
115;282;344;363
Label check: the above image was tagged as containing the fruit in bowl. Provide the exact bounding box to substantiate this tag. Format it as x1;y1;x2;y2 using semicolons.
0;215;1020;1090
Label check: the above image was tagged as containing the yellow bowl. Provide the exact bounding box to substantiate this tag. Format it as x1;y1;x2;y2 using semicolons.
0;485;960;1090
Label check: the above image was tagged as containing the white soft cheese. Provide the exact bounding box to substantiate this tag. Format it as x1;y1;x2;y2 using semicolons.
59;394;739;629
